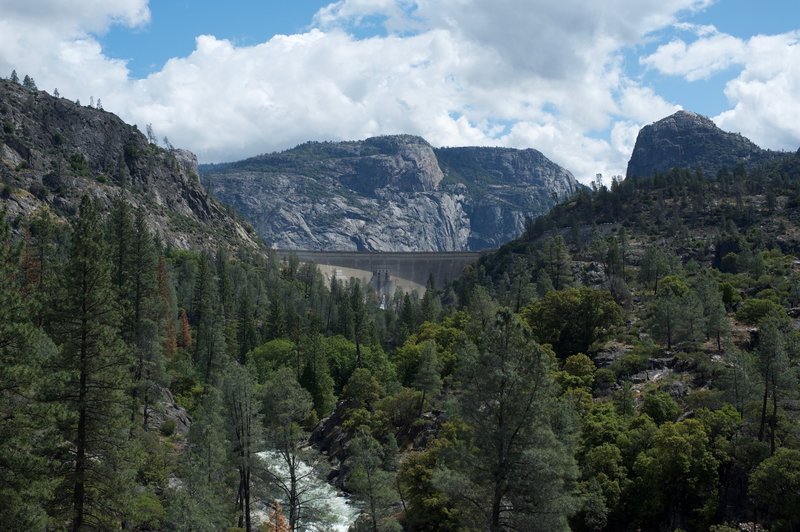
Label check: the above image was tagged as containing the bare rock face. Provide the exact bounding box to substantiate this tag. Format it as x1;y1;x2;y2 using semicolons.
626;110;781;179
0;78;260;252
203;136;580;251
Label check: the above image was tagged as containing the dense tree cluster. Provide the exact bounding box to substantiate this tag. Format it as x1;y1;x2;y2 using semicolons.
3;151;800;531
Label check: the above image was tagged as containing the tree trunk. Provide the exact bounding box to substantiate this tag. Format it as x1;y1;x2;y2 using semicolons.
666;318;672;351
367;468;378;532
490;481;503;532
237;470;245;529
142;385;150;431
244;467;251;532
770;378;778;455
758;378;769;442
289;457;298;530
73;315;89;531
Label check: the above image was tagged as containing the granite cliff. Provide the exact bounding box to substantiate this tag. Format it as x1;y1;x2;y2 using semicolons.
626;110;782;179
202;136;580;251
0;78;260;251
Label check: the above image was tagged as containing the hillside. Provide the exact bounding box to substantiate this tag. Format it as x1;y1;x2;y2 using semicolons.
201;136;580;251
0;78;261;251
6;78;800;531
626;110;784;179
447;147;800;530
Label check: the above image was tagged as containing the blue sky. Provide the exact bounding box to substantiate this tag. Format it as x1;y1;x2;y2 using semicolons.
101;2;332;78
1;0;798;182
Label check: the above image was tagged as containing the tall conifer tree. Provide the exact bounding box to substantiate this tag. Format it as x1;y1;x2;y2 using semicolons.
55;197;135;529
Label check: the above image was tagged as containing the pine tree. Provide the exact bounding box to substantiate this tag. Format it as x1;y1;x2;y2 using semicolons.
158;257;178;358
638;246;676;293
54;197;135;529
223;362;261;531
192;253;225;384
0;212;60;529
347;434;398;531
542;235;573;290
10;69;19;83
22;74;37;90
298;330;336;417
351;281;369;367
236;290;259;363
445;308;579;530
178;308;192;349
169;387;231;529
130;208;162;430
755;318;795;453
412;341;442;416
263;368;315;530
108;196;134;300
21;210;58;327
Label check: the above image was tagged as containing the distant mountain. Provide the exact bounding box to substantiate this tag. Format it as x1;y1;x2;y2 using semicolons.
201;136;580;251
0;78;260;252
626;110;782;179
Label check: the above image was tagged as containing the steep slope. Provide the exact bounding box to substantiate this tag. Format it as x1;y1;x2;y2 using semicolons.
436;146;578;249
202;136;580;251
473;148;800;291
626;110;782;179
0;78;260;251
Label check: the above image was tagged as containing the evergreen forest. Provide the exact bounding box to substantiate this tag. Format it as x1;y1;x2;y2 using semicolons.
3;155;800;532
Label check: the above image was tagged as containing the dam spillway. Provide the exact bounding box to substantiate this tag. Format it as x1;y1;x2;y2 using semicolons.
274;249;489;293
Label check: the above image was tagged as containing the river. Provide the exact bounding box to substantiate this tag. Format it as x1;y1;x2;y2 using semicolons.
257;450;360;531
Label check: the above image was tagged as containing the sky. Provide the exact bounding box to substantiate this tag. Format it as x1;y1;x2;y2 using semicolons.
1;0;798;183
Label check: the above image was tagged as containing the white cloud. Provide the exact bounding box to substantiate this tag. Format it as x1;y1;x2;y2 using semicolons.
716;32;800;150
616;83;681;123
9;0;795;184
120;0;713;180
0;0;149;33
0;0;146;99
642;25;747;80
642;27;800;150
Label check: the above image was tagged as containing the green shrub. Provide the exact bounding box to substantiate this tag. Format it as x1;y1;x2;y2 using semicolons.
159;419;176;437
643;390;680;425
611;352;647;378
594;368;617;390
69;152;89;176
735;298;785;325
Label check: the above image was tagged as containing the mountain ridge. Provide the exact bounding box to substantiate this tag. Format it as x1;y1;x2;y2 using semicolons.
201;135;581;252
626;109;784;179
0;78;261;252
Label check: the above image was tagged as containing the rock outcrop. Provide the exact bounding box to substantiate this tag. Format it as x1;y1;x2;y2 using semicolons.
626;110;781;179
0;78;261;252
202;136;580;251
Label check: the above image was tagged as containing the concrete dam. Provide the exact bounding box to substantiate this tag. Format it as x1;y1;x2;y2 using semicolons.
275;249;489;297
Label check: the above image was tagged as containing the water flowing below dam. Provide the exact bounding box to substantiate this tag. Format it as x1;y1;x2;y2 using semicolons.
257;450;360;531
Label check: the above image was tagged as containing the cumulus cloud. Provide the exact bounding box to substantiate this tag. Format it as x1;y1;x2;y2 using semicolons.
123;0;712;179
0;0;146;102
0;0;149;32
643;27;800;150
642;24;747;80
716;32;800;150
6;0;796;183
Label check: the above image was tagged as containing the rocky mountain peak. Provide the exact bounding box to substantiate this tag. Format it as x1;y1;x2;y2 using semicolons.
0;78;260;252
271;134;443;196
626;110;778;179
203;137;581;252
